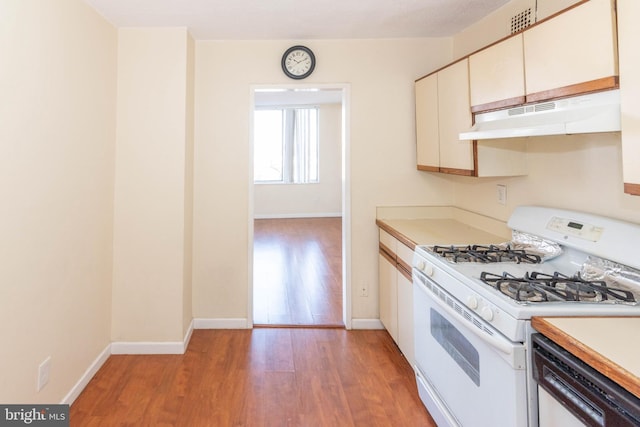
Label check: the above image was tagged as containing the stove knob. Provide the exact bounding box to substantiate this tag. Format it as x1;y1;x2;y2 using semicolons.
423;263;434;276
480;307;494;322
466;296;478;310
416;260;433;276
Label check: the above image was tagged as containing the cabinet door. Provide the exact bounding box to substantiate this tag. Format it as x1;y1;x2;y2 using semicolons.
397;268;414;368
415;73;440;171
524;0;617;101
437;59;474;174
469;34;525;112
618;0;640;196
379;252;398;340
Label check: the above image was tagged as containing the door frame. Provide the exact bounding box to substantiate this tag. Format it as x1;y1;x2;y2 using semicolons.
247;83;352;329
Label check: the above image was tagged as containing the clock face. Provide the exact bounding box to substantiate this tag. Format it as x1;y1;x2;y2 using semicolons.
282;46;316;79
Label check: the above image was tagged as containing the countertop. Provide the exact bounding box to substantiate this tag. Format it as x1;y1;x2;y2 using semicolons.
532;316;640;399
377;218;509;249
376;206;511;249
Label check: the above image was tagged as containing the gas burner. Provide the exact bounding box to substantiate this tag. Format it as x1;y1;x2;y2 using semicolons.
480;271;637;304
430;245;542;264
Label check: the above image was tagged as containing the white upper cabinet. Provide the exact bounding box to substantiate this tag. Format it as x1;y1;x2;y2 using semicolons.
469;34;525;112
415;73;440;172
617;0;640;196
416;58;527;177
437;59;474;174
415;61;474;175
415;0;621;180
523;0;618;100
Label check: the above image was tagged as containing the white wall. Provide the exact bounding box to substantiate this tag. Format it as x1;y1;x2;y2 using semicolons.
254;103;343;218
192;39;455;323
0;0;116;403
112;28;194;343
448;0;640;224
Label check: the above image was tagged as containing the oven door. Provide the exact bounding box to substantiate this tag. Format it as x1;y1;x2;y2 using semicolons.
413;268;528;427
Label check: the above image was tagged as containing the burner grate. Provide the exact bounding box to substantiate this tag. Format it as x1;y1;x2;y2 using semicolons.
431;245;542;264
480;271;637;303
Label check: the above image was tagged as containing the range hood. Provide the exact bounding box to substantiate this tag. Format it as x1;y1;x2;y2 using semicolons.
459;89;621;140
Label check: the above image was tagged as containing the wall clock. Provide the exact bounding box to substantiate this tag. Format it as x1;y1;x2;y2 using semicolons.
281;45;316;80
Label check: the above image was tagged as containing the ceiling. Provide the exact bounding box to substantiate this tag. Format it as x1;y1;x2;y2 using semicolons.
83;0;511;40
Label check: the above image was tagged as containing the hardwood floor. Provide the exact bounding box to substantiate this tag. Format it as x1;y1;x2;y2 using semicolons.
70;219;436;425
253;218;343;326
70;329;435;426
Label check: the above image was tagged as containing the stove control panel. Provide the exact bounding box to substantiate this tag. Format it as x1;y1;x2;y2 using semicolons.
415;260;434;277
546;216;604;242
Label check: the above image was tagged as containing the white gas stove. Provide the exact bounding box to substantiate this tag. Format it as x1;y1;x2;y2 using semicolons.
411;206;640;427
414;206;640;341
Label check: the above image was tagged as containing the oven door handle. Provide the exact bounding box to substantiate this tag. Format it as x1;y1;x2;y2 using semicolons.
415;272;517;357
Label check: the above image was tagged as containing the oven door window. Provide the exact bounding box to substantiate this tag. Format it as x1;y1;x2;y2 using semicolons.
431;309;480;386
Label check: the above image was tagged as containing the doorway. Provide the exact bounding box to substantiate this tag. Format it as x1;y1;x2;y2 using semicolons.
249;84;350;328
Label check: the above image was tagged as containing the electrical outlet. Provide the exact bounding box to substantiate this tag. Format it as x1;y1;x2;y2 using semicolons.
359;283;368;297
37;356;51;392
497;184;507;205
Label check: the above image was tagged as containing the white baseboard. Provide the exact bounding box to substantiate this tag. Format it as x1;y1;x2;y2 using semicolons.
183;319;194;350
64;321;195;405
193;318;249;329
254;212;342;219
61;344;111;405
350;318;385;330
111;319;195;355
110;341;185;355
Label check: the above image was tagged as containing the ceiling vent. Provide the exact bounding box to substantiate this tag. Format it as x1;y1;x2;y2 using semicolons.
510;8;533;34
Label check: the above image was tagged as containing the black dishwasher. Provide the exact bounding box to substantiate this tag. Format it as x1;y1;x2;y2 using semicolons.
532;334;640;427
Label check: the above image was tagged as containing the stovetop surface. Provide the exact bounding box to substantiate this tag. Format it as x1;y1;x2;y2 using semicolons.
414;244;640;316
411;207;640;342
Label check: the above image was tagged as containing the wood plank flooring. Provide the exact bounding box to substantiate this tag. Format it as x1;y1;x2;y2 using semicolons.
253;218;343;326
70;329;436;426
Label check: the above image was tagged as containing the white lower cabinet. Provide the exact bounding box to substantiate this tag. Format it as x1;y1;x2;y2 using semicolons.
379;251;398;340
378;229;415;367
396;269;415;367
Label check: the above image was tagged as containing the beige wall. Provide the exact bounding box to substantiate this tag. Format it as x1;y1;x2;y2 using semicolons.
0;0;116;403
449;0;640;224
254;103;343;218
193;39;455;322
112;28;194;342
450;133;640;224
183;34;195;338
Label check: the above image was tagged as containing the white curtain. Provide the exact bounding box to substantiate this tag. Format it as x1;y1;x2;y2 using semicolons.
293;108;310;182
284;108;318;183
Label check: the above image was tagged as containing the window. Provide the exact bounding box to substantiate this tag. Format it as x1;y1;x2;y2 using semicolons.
254;107;319;183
